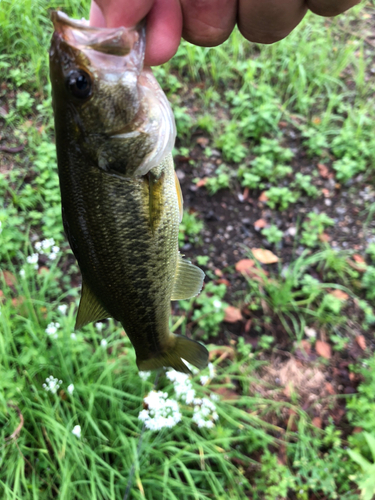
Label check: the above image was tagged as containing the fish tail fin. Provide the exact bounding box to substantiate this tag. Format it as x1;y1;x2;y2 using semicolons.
137;334;208;374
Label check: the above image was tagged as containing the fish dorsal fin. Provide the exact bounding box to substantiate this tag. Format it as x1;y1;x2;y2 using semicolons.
171;254;205;301
75;280;110;329
174;171;183;223
148;172;164;234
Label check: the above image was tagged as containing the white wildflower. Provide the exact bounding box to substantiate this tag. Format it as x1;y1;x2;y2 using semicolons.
26;253;39;269
192;396;218;429
95;322;104;331
139;371;151;381
138;390;181;431
200;362;216;386
58;304;68;315
213;299;222;310
45;322;60;339
166;369;196;404
67;383;74;395
42;375;62;394
35;239;59;260
72;425;81;438
19;268;25;277
100;338;108;348
70;333;77;340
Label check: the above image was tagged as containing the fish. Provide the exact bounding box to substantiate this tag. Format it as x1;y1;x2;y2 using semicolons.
49;11;208;374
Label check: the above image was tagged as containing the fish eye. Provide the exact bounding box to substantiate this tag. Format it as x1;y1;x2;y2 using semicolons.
66;70;92;99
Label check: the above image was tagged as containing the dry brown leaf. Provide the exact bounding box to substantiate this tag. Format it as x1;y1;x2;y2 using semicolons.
329;290;349;301
317;163;329;178
196;137;209;147
325;382;335;395
347;259;367;273
321;188;330;198
216;278;230;286
235;259;255;273
251;248;279;264
213;387;239;400
353;254;366;264
258;191;268;202
244;319;252;333
315;340;331;359
319;233;330;243
208;345;235;362
254;218;267;230
196;177;208;188
312;417;322;429
224;306;243;323
1;270;17;287
356;335;366;350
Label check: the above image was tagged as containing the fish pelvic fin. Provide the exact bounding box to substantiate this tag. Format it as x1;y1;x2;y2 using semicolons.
75;279;110;329
171;254;205;300
148;171;164;234
137;334;208;374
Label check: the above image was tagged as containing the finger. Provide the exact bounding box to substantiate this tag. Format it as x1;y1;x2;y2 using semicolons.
307;0;360;17
180;0;237;47
238;0;307;44
90;0;154;28
144;0;182;66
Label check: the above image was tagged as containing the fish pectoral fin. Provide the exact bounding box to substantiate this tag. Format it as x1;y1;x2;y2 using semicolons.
148;171;164;234
171;254;205;300
75;280;111;329
137;334;208;374
174;171;183;223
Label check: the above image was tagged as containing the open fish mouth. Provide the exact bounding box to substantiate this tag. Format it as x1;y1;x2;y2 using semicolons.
50;10;145;71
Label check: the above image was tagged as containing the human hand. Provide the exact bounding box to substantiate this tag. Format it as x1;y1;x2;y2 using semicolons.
90;0;360;66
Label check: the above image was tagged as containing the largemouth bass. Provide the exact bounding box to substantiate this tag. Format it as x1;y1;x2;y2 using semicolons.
49;11;208;374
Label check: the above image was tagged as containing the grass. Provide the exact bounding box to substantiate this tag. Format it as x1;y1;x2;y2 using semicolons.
1;0;375;498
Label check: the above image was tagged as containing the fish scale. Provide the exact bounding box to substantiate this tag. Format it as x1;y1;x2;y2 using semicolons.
50;11;209;373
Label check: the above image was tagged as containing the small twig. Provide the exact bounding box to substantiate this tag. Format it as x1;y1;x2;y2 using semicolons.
0;142;27;153
123;369;162;500
5;404;24;441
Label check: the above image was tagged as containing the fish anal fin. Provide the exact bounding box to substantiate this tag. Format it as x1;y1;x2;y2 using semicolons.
137;334;208;374
171;254;205;301
148;171;164;234
174;171;183;223
75;280;111;329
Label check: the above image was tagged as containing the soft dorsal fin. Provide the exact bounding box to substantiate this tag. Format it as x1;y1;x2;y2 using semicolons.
171;254;205;301
174;171;183;223
75;280;110;329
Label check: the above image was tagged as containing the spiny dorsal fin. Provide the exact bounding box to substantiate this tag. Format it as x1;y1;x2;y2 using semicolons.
174;171;183;223
148;171;164;234
75;280;110;329
171;254;205;301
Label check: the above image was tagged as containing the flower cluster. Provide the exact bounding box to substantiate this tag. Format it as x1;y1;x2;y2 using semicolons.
35;238;60;260
26;253;39;269
43;376;62;394
45;322;60;339
58;304;68;315
138;364;219;432
138;390;182;431
192;396;218;429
